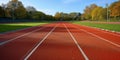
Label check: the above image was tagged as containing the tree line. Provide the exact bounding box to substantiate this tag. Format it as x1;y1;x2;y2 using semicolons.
54;0;120;21
82;0;120;21
0;0;55;21
0;0;120;21
54;12;81;21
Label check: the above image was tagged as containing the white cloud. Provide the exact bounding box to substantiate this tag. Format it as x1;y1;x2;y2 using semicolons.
62;0;80;4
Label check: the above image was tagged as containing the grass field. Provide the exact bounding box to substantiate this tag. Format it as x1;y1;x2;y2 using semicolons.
73;21;120;32
0;22;49;33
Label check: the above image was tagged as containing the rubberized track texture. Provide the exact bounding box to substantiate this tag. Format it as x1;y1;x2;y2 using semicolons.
0;22;120;60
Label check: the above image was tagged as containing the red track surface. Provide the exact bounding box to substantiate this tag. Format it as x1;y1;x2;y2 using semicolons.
0;22;120;60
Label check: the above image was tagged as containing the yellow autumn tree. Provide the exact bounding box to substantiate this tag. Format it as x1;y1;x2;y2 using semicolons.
109;1;120;18
91;7;107;20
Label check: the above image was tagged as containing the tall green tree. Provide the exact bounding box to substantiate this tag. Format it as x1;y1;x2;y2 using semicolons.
14;6;27;19
4;8;12;18
44;15;55;21
6;0;27;19
32;11;46;20
0;6;4;17
25;6;37;19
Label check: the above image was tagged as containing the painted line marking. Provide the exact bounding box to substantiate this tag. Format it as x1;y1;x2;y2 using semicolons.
64;24;89;60
24;24;58;60
73;25;120;48
0;25;48;46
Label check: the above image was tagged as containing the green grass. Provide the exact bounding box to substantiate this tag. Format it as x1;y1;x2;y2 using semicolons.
0;22;49;33
73;21;120;32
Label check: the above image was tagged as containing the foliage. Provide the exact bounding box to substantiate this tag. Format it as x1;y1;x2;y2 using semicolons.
4;8;12;18
0;0;54;21
26;6;36;12
1;0;120;21
0;6;4;17
83;0;120;21
54;12;61;20
45;15;55;21
109;1;120;18
54;12;81;21
14;6;27;19
32;11;46;20
83;4;98;20
91;7;107;20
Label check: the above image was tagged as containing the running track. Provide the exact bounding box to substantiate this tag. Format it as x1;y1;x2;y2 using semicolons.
0;22;120;60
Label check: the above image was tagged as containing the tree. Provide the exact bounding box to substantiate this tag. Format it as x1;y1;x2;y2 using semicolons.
83;4;98;20
54;12;81;21
6;0;26;19
44;15;55;21
1;3;8;17
26;6;37;19
32;11;46;20
54;12;61;20
109;1;120;18
0;6;4;17
14;6;27;19
69;12;81;20
7;0;23;9
26;6;36;12
91;7;107;20
69;12;78;20
91;7;99;20
4;8;12;18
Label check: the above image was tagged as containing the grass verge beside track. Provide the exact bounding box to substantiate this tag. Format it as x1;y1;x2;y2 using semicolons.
73;21;120;32
0;22;49;33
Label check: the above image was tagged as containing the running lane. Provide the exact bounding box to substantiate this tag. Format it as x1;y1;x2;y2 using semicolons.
65;23;120;60
73;23;120;45
0;24;49;43
0;23;57;60
25;23;85;60
0;22;120;60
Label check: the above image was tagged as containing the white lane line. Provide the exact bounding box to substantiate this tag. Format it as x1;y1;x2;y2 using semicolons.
64;24;89;60
73;25;120;48
0;25;48;46
24;24;58;60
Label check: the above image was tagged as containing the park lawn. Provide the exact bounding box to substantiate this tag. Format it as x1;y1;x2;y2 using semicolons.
73;21;120;32
0;22;49;33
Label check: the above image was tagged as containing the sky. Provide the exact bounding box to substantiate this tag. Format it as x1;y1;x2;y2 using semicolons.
0;0;118;15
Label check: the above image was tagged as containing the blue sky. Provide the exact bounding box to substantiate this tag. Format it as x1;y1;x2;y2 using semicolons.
0;0;117;15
